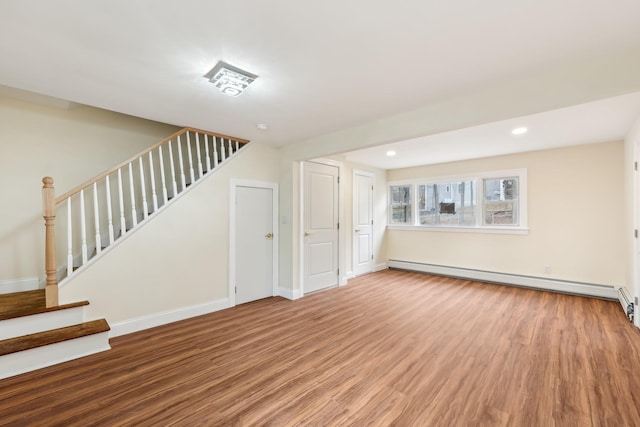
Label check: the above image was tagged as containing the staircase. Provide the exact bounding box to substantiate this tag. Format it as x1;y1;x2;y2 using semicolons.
0;290;110;379
1;127;248;380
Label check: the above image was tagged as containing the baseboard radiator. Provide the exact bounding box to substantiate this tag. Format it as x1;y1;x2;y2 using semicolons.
618;287;634;323
387;260;618;300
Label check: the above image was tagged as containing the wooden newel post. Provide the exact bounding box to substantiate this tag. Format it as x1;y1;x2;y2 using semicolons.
42;176;59;307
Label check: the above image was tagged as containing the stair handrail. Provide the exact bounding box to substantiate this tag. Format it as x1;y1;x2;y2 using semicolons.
42;127;249;307
55;128;249;203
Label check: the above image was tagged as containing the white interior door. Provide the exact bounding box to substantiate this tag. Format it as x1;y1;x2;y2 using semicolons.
236;186;274;304
353;171;374;276
304;161;339;293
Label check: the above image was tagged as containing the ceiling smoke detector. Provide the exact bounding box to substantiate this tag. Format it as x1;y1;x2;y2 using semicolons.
204;61;258;97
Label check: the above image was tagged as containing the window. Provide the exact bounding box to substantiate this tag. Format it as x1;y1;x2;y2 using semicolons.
390;185;412;224
418;180;476;226
483;177;518;226
388;169;526;233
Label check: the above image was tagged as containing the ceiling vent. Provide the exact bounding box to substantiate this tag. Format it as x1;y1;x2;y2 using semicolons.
204;61;258;97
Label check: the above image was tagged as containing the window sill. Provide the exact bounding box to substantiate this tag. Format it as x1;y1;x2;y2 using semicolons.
386;225;529;235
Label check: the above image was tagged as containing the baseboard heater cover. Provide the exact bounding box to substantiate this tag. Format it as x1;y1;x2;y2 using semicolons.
618;287;634;322
387;260;618;300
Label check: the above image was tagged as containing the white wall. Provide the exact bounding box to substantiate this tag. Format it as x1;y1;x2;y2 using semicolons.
386;141;625;287
60;143;280;328
0;92;179;284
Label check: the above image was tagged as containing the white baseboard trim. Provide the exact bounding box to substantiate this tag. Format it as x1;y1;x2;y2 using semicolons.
374;263;388;272
348;263;387;281
387;260;618;300
109;298;232;338
0;277;41;294
278;287;302;300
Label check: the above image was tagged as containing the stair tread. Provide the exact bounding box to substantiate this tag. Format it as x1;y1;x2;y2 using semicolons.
0;319;110;356
0;290;90;321
0;290;45;311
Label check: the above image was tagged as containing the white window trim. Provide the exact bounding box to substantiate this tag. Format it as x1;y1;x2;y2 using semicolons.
387;168;528;235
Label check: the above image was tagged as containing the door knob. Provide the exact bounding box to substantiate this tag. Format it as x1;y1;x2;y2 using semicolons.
355;229;361;233
304;232;311;237
265;232;273;239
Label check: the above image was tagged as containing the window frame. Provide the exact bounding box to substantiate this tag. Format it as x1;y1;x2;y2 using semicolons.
387;169;528;234
389;184;414;225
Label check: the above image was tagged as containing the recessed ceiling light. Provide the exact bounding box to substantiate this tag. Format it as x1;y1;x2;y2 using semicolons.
386;150;396;157
204;61;258;97
256;123;268;130
511;127;528;135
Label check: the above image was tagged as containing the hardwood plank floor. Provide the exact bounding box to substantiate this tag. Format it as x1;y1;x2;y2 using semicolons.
1;269;640;426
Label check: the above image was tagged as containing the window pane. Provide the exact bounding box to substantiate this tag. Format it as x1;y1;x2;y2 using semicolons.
419;181;476;226
390;185;412;224
483;177;518;225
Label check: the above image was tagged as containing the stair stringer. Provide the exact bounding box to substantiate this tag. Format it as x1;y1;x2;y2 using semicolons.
59;142;280;337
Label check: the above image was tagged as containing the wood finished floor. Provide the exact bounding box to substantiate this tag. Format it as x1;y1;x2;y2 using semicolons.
1;269;640;426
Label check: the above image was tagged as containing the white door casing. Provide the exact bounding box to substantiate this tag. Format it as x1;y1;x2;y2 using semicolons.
353;170;374;276
303;161;339;293
230;181;278;306
627;139;640;328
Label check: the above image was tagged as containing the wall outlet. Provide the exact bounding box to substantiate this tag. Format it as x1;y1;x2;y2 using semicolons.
544;265;552;275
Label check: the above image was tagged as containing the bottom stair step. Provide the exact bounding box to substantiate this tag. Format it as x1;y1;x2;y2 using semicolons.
0;319;110;380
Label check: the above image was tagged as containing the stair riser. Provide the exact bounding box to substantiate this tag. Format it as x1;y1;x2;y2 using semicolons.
0;332;110;380
0;278;40;295
0;306;85;341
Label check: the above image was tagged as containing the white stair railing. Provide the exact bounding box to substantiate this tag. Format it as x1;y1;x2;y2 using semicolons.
42;128;249;303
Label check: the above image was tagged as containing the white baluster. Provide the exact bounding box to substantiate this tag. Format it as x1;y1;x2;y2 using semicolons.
129;162;138;226
105;175;115;245
158;145;168;204
177;135;186;191
220;138;227;162
118;168;126;236
67;198;73;277
168;140;178;197
139;157;148;219
195;132;203;178
93;182;102;255
80;190;88;264
213;136;219;167
235;139;239;152
227;138;233;158
186;132;195;184
149;151;158;212
204;134;211;172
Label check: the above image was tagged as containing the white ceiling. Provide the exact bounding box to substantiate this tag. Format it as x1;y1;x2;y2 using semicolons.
345;91;640;169
1;1;640;165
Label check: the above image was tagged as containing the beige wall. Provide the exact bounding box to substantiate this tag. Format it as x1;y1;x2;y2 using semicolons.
60;143;280;324
387;141;625;286
277;159;299;292
0;93;179;283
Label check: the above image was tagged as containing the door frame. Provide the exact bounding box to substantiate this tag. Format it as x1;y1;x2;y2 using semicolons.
352;169;375;276
634;140;640;329
229;179;279;307
299;159;345;297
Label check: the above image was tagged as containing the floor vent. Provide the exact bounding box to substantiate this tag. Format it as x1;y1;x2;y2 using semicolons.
618;287;634;323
